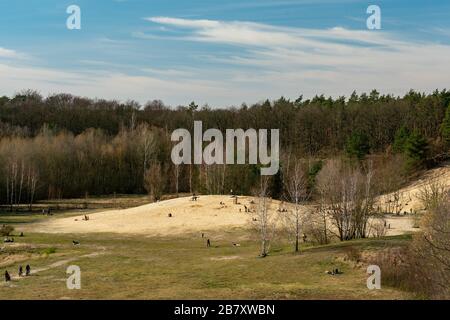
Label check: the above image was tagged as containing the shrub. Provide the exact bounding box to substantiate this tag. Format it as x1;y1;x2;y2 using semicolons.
41;247;57;255
372;191;450;299
0;224;14;236
344;246;361;262
370;218;387;238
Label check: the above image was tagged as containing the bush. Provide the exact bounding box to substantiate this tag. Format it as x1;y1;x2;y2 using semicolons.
370;218;387;238
372;191;450;299
371;247;416;291
344;246;361;262
41;247;57;255
0;224;14;236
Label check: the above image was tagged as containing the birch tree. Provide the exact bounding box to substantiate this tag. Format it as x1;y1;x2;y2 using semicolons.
282;161;309;253
251;176;275;257
316;159;377;241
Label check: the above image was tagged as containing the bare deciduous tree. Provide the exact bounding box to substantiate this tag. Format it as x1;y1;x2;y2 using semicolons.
412;188;450;298
417;181;447;211
26;166;39;211
282;160;309;253
144;162;164;201
316;159;377;241
251;176;276;257
174;164;180;197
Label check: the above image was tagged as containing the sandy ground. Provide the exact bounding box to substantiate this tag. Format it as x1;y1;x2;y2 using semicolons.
35;195;260;236
33;195;415;237
377;163;450;214
373;163;450;235
33;164;449;237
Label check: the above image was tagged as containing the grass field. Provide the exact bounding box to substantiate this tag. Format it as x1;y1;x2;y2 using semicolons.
0;206;414;300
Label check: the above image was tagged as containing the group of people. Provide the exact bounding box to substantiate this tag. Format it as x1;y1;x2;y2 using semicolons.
3;232;24;243
42;208;53;216
326;268;342;276
4;265;31;282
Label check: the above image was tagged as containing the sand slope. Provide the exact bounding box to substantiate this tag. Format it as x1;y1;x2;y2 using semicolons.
35;195;261;236
377;162;450;213
34;163;450;237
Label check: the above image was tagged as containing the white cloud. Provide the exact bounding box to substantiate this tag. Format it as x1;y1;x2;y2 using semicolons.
145;17;396;49
1;17;450;106
142;17;450;101
147;17;221;29
0;47;20;59
0;62;245;106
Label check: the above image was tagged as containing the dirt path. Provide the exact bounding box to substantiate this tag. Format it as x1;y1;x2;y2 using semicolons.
6;246;107;282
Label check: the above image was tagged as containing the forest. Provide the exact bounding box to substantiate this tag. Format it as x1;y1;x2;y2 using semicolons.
0;89;449;207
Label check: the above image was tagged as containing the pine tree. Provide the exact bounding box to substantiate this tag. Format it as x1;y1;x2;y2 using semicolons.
405;131;428;167
345;131;370;160
393;126;410;153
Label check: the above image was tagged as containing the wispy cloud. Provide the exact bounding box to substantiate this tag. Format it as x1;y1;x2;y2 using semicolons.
146;16;395;49
0;62;242;106
0;47;21;59
142;16;450;101
1;15;450;107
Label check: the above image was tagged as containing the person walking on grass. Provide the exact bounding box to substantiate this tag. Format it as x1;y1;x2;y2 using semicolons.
25;264;31;276
18;265;23;277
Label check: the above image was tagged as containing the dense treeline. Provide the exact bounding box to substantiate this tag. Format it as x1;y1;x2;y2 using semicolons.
2;89;450;153
0;124;262;206
0;89;449;206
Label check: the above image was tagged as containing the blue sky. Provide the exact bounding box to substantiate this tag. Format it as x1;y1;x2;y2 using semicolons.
1;0;450;106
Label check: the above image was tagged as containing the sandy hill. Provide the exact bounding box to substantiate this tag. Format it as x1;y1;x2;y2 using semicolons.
34;163;450;237
378;162;450;213
35;195;266;236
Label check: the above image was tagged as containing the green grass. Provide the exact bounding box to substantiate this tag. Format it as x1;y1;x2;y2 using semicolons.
0;212;414;300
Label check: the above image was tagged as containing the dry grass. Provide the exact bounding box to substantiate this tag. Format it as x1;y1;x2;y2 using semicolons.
0;217;414;300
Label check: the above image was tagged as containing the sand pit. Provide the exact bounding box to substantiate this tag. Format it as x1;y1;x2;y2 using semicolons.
35;195;263;236
34;194;415;237
376;162;450;214
33;164;449;237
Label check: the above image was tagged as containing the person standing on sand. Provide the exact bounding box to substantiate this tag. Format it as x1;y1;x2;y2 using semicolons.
207;239;211;248
18;265;23;277
25;264;31;276
5;270;11;282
